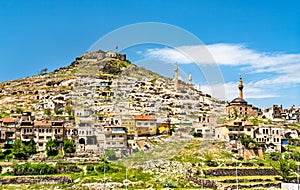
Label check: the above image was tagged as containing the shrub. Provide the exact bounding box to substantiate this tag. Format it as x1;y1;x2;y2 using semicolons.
163;179;178;188
96;163;110;173
86;165;94;171
269;152;282;161
13;163;56;175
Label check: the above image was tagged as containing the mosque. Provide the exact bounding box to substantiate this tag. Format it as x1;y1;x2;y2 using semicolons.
226;76;261;117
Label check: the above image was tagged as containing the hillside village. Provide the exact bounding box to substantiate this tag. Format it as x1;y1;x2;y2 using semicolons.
0;50;300;189
0;50;299;159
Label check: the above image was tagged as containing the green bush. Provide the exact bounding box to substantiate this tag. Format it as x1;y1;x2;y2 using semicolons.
0;152;5;159
13;163;56;175
86;165;94;171
96;163;110;173
292;151;300;161
163;179;178;188
12;163;81;175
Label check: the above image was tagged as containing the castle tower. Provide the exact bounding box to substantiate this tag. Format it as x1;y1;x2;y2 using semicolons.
174;63;178;91
188;74;192;85
238;75;244;99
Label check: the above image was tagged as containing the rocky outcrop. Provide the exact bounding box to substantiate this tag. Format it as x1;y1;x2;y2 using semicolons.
243;147;264;160
0;176;72;184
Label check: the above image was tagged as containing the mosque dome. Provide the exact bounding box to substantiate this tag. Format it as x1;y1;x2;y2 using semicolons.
231;97;247;104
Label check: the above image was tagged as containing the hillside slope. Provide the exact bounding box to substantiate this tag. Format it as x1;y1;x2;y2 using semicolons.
0;50;224;122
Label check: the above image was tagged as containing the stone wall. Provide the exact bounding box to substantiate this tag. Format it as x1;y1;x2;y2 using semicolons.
0;176;72;184
205;168;277;176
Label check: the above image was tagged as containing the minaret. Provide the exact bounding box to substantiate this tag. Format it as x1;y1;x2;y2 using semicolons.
238;75;244;99
188;74;192;85
174;63;178;91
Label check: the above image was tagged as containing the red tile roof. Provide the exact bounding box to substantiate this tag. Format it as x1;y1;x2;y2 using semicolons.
34;121;52;127
134;115;156;120
0;118;16;123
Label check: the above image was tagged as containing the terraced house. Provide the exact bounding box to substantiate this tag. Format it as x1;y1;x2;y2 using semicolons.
134;115;157;136
0;117;18;148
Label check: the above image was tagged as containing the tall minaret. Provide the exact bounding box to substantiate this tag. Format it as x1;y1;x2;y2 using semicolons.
238;75;244;99
174;63;178;91
188;74;192;85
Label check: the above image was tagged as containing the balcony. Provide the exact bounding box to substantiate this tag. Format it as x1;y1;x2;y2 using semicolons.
23;132;35;136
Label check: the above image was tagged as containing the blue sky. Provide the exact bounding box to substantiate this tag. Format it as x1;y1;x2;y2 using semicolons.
0;0;300;108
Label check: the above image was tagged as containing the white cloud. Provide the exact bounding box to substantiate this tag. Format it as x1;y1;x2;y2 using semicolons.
144;43;300;103
200;82;278;101
145;43;300;88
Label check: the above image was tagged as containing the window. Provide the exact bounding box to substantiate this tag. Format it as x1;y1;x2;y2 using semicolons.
136;122;141;126
39;136;44;140
119;135;123;138
39;143;43;146
112;142;116;145
247;128;251;131
149;122;154;125
106;142;110;145
120;142;124;145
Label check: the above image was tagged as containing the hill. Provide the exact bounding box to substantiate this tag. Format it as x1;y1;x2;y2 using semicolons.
0;50;224;123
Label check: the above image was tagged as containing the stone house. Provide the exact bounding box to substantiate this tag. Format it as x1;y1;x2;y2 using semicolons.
121;116;135;138
19;120;66;151
254;124;282;152
215;119;254;141
263;105;284;121
103;125;127;157
134;115;157;136
0;117;18;147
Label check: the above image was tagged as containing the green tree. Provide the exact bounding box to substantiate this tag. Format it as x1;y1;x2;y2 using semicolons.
63;139;76;153
105;148;116;160
271;154;297;182
44;109;52;116
238;134;257;148
12;139;27;159
46;139;58;157
250;117;259;126
16;108;23;114
27;138;37;155
55;109;63;115
65;104;73;116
